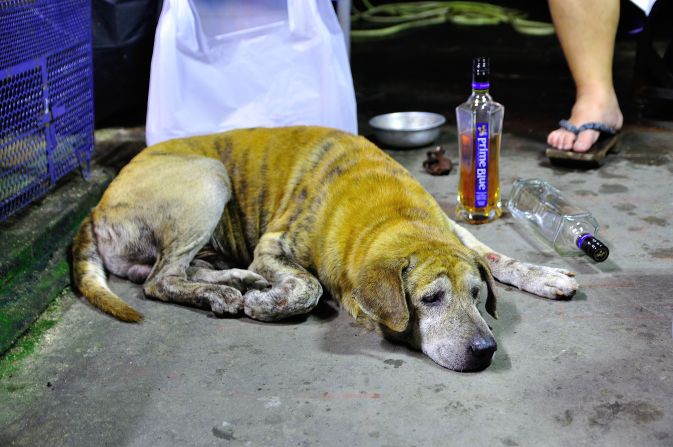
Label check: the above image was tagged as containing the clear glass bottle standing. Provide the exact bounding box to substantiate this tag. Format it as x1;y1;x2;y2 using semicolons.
455;56;504;224
507;178;610;262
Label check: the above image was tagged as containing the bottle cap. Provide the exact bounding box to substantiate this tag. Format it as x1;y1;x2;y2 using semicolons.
472;57;490;88
577;233;609;262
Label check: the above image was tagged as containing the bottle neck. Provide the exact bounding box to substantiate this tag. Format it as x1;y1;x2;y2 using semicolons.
576;233;593;249
470;80;491;101
472;81;490;92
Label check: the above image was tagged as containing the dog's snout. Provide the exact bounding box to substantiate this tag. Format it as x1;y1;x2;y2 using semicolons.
470;336;497;358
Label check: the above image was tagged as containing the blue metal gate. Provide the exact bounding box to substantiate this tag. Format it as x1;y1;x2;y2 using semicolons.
0;0;94;221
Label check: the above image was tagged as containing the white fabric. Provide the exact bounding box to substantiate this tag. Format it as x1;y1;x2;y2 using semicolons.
630;0;656;15
146;0;357;146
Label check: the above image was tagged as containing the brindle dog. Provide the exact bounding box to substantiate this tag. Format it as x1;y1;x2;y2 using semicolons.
72;126;577;371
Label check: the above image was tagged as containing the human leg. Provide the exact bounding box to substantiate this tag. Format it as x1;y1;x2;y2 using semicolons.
547;0;623;152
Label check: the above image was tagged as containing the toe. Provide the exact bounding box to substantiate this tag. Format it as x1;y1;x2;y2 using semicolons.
548;129;575;151
573;130;599;152
560;131;576;150
547;129;560;147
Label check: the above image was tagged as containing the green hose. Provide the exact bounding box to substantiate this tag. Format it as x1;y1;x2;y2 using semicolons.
351;1;555;40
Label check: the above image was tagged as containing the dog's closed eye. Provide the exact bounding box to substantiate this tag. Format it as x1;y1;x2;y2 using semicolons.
421;291;444;306
470;286;480;300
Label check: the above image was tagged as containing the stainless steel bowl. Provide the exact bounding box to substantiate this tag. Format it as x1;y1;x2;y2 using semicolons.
369;111;446;148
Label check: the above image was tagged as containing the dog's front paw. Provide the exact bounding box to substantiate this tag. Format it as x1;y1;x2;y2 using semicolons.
207;286;244;316
545;267;578;299
519;264;578;299
487;254;579;300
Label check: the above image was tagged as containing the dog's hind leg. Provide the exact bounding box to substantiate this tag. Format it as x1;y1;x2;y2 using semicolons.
186;245;271;292
142;225;269;317
127;155;266;317
187;266;270;292
242;232;323;321
144;263;248;316
449;222;578;299
143;229;269;316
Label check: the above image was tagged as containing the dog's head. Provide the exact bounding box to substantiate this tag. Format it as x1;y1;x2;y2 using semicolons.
352;238;498;372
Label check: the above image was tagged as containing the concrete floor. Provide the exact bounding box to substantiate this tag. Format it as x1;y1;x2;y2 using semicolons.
1;125;672;446
2;14;673;447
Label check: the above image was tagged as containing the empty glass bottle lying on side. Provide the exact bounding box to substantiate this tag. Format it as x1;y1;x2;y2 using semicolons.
507;178;609;262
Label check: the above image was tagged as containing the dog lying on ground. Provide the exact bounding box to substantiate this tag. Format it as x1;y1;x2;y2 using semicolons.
72;126;577;371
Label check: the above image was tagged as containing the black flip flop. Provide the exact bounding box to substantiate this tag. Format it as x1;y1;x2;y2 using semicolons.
546;120;621;168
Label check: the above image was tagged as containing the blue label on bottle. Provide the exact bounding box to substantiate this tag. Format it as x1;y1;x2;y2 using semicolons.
475;122;489;208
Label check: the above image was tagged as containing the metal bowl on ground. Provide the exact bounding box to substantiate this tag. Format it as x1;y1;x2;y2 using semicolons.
369;111;446;148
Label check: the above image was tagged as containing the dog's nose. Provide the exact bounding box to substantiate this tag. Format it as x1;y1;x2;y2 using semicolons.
470;336;497;358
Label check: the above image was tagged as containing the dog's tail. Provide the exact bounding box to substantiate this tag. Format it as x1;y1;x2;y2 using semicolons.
71;214;143;322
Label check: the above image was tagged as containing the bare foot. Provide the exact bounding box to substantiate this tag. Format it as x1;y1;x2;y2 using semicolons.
547;92;623;152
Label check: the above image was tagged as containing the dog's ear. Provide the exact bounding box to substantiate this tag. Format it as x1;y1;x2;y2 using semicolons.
353;258;410;332
476;256;498;319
